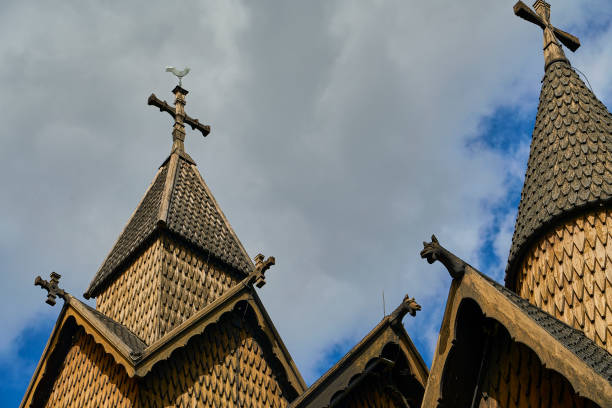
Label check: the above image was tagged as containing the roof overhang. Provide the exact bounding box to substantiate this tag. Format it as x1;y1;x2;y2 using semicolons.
23;273;306;407
290;310;428;407
422;265;612;407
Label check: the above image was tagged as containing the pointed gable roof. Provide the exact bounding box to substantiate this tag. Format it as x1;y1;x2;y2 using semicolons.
290;296;428;408
506;5;612;287
419;236;612;407
23;270;306;407
84;151;254;298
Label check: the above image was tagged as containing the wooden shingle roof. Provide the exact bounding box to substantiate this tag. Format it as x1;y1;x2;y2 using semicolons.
482;272;612;382
84;152;254;298
506;60;612;287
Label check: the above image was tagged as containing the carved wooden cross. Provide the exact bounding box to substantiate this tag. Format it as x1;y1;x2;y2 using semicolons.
34;272;66;306
514;1;580;67
253;253;275;288
148;85;211;153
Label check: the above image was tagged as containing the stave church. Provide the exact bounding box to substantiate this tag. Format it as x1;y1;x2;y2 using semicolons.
20;2;612;407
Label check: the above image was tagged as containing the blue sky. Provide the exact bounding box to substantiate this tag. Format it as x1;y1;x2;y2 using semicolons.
1;1;611;406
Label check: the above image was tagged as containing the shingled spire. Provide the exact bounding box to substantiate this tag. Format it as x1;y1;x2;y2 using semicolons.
84;84;254;344
508;1;612;352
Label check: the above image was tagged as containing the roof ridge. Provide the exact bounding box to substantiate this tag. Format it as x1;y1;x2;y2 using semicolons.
156;152;180;225
187;161;254;271
84;164;169;298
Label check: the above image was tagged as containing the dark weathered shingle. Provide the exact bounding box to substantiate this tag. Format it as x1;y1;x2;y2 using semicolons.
482;272;612;383
83;303;147;355
84;154;253;298
166;159;253;274
506;60;612;287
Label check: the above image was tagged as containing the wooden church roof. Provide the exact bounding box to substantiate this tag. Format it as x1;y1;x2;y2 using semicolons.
84;149;254;298
506;3;612;288
23;268;306;407
420;236;612;407
290;296;428;408
481;272;612;382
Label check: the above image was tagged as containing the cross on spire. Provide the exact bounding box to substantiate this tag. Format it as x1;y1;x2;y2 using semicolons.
514;1;580;69
34;272;66;306
148;85;210;154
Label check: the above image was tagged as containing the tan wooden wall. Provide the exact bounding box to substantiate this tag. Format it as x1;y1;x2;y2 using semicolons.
516;207;612;353
97;239;163;345
97;234;239;345
157;236;239;339
477;328;598;408
43;328;137;408
341;375;405;408
139;312;290;408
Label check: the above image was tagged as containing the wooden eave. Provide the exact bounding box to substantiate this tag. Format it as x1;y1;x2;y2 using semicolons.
290;314;428;408
23;273;306;407
422;265;612;407
135;276;306;394
20;295;139;408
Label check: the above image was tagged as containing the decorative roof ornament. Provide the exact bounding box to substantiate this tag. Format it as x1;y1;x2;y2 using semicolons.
165;66;190;87
420;235;468;280
34;272;66;306
148;68;210;154
389;294;421;327
514;1;580;69
252;253;276;288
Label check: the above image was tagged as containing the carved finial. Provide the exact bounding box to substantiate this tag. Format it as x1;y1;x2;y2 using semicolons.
253;253;275;288
390;294;421;326
514;1;580;69
148;68;210;155
420;235;467;279
34;272;67;306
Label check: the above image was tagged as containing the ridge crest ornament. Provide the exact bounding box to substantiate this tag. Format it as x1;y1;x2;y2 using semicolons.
34;272;66;306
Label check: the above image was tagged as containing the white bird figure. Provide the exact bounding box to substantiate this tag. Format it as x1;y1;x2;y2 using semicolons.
165;66;190;86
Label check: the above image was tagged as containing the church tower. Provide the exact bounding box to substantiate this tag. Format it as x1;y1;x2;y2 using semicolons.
22;79;305;407
83;85;254;345
508;0;612;353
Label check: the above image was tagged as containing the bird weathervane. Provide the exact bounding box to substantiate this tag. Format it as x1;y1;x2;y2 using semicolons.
166;66;190;87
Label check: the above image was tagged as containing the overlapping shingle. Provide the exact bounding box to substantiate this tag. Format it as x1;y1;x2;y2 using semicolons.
507;60;612;287
84;154;253;298
83;303;147;355
483;272;612;383
165;159;253;275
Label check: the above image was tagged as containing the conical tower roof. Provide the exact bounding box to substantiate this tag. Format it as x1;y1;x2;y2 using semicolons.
84;89;253;299
506;2;612;288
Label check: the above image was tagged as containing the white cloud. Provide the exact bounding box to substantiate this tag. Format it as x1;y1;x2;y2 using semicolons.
0;0;611;385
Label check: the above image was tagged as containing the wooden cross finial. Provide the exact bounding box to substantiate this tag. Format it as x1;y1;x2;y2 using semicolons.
148;82;210;154
514;1;580;69
253;253;275;288
34;272;66;306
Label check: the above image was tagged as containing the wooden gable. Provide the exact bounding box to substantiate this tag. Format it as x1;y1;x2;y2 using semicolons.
420;237;612;408
23;271;306;407
290;296;428;408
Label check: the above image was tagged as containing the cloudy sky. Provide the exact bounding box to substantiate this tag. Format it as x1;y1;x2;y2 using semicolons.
1;0;611;404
